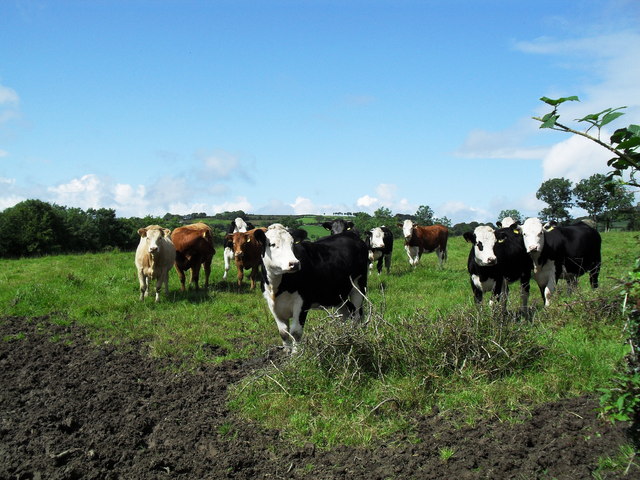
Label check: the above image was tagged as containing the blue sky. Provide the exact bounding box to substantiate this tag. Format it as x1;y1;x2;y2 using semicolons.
1;0;639;224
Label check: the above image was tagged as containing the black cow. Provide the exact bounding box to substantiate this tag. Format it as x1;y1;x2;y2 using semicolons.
463;225;532;309
364;226;393;274
520;218;601;306
255;224;369;352
322;218;360;237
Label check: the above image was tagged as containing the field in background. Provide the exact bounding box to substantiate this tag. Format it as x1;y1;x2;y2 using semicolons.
0;231;637;446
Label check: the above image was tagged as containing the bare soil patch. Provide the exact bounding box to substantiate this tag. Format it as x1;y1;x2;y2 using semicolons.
0;316;633;479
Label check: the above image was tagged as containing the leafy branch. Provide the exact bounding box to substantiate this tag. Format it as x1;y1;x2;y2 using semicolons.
532;96;640;188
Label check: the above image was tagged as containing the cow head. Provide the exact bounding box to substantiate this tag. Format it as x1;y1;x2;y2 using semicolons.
496;216;517;229
463;225;497;266
226;231;251;259
254;224;300;275
138;225;171;256
322;219;354;235
400;219;414;241
367;227;386;250
520;217;546;254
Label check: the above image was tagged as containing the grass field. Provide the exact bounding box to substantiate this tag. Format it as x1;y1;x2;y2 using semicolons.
0;231;637;446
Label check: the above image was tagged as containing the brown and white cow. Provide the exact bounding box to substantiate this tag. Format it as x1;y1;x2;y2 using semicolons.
223;217;255;280
224;227;267;289
135;225;176;302
172;222;215;291
398;220;448;268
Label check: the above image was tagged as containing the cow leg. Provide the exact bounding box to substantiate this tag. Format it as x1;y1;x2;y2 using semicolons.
470;278;483;304
249;266;258;289
191;264;201;291
520;273;531;317
223;247;233;279
376;256;383;275
203;259;212;290
589;264;600;289
347;274;366;320
405;245;419;267
288;296;306;353
437;247;445;269
235;260;244;288
138;271;147;301
384;253;391;274
174;265;187;291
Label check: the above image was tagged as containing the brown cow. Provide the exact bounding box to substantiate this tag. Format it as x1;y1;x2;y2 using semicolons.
398;219;448;268
172;222;215;291
224;227;266;289
135;225;176;302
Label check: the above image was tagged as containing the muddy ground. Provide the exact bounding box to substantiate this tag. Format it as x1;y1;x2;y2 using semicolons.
0;315;635;479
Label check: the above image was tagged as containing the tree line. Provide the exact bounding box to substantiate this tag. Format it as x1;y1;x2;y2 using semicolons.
0;172;636;258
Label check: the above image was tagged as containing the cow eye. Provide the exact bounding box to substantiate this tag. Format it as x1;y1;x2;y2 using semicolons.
477;242;483;251
270;243;276;248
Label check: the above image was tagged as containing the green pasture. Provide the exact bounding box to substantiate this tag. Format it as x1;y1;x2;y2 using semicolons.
0;231;637;447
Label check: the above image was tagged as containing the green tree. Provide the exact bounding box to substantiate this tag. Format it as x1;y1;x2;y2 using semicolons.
573;174;609;226
0;199;66;257
536;178;573;223
415;205;434;225
433;216;451;227
497;209;522;225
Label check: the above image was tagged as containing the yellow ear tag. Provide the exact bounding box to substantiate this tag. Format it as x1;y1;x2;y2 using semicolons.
498;238;505;243
247;238;251;243
513;229;519;234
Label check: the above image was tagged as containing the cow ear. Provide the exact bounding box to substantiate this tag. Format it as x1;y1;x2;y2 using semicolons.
496;221;502;228
543;221;556;232
495;231;506;243
322;222;332;230
163;228;171;237
463;232;475;244
346;221;355;230
253;228;267;255
138;228;147;237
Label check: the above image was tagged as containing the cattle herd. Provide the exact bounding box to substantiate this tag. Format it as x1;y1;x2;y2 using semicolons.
134;215;602;352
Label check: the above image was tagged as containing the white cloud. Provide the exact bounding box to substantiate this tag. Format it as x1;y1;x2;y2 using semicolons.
0;84;19;104
48;174;104;209
211;196;253;215
439;201;492;224
197;150;253;182
290;196;315;214
542;134;611;181
0;194;25;211
356;194;378;208
0;150;8;158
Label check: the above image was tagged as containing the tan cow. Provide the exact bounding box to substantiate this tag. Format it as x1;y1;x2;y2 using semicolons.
224;227;266;289
135;225;176;302
171;223;215;291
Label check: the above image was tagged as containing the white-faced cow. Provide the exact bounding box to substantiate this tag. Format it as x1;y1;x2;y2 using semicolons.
496;216;517;229
225;227;267;289
364;226;393;274
172;223;215;291
322;219;359;236
399;220;448;268
463;225;532;309
223;217;255;280
519;218;601;306
135;225;176;302
255;224;369;352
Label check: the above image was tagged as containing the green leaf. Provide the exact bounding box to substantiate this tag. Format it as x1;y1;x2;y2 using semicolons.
600;111;626;127
540;114;559;129
617;137;640;150
540;95;579;106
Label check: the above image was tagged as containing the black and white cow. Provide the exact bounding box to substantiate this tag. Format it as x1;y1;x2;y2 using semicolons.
519;218;601;306
223;217;255;280
463;225;532;308
255;224;369;352
364;226;393;274
322;218;360;237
